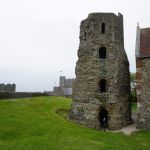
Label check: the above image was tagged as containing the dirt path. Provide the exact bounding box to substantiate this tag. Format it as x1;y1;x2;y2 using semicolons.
112;123;140;135
112;112;140;135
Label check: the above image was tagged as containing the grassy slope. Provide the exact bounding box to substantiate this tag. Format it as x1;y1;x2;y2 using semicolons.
0;96;149;150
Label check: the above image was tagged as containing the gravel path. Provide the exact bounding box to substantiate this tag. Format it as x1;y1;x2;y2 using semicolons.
112;112;140;135
113;123;140;135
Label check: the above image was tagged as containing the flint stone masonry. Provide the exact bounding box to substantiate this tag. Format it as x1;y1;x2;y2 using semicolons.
136;26;150;129
68;13;132;130
136;59;150;129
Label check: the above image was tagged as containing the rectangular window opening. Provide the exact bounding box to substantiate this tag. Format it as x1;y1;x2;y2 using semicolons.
101;23;105;34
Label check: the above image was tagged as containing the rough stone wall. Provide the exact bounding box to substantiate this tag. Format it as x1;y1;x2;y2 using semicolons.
136;58;150;129
69;13;132;130
0;84;16;92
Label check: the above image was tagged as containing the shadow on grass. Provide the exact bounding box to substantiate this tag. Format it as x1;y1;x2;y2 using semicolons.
55;108;69;119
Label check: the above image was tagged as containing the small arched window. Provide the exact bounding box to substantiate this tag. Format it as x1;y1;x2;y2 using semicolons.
99;79;107;93
99;47;106;59
101;23;105;33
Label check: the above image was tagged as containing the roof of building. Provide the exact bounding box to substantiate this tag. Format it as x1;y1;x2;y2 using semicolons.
140;28;150;58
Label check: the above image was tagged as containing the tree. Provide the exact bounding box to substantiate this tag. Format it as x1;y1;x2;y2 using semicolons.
130;73;137;102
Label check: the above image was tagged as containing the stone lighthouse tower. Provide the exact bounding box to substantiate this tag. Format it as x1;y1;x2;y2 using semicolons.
69;13;132;130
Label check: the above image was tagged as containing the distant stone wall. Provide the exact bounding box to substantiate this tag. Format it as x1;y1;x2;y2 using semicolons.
0;92;48;100
136;58;150;129
53;86;65;97
0;84;16;92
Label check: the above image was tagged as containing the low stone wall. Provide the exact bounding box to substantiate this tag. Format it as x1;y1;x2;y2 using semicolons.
0;92;48;100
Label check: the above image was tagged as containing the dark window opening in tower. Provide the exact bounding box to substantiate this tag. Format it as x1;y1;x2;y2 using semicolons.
100;79;107;92
99;47;106;59
84;31;86;40
101;23;105;33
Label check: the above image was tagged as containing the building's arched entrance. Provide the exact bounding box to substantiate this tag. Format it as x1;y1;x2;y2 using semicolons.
99;108;108;128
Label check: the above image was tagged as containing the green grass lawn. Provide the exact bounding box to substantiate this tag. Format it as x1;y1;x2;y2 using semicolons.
0;96;149;150
132;102;137;112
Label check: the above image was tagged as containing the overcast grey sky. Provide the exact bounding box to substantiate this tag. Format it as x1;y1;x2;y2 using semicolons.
0;0;150;92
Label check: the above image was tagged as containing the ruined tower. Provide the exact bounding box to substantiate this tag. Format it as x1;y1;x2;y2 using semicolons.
69;13;132;130
135;25;150;129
